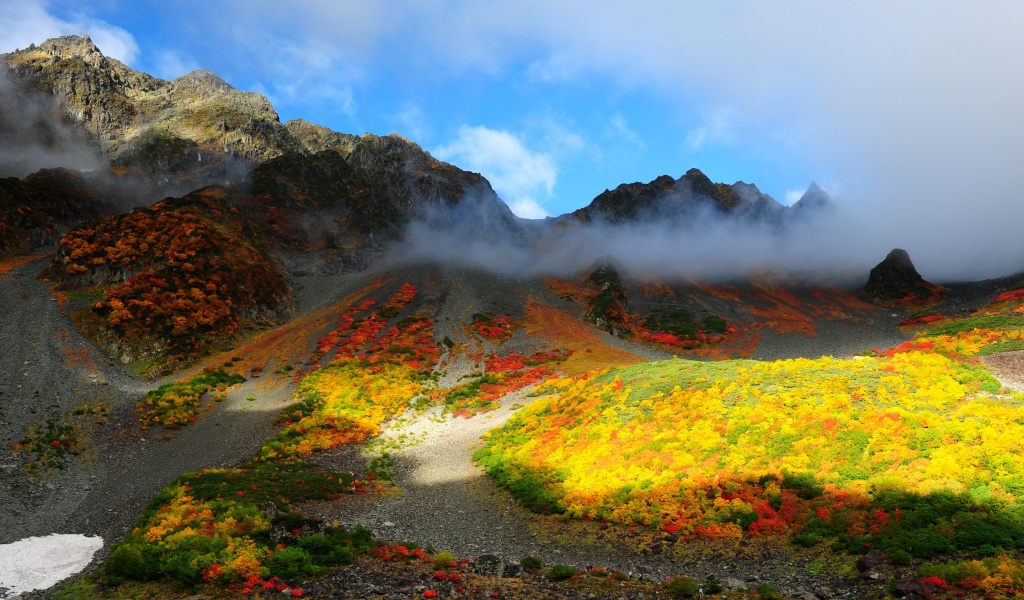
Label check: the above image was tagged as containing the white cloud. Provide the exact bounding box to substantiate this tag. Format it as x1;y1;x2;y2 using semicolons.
607;113;645;150
684;108;735;152
394;104;429;144
434;125;556;218
154;50;200;80
526;53;585;83
0;0;138;64
509;197;548;219
784;189;804;206
251;36;359;119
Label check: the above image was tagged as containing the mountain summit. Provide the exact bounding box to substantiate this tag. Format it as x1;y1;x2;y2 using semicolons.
565;168;823;227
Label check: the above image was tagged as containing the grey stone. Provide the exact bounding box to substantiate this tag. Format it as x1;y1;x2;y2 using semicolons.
721;577;746;590
474;554;504;577
856;549;885;572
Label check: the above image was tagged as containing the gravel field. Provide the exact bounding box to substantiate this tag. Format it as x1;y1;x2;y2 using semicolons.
982;350;1024;392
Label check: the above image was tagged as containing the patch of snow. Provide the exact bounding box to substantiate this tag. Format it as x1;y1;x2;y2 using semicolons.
0;534;103;597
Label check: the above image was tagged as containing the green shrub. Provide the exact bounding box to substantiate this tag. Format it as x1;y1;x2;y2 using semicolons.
792;533;821;547
664;576;701;598
645;309;697;339
978;544;999;557
889;548;912;566
548;564;577;581
182;462;352;505
702;315;729;334
369;453;394;481
704;578;725;593
267;546;321;580
781;470;824;499
161;550;204;585
432;551;456;569
926;314;1024;336
520;555;543;570
106;543;162;582
295;529;370;568
719;507;758;530
755;583;782;600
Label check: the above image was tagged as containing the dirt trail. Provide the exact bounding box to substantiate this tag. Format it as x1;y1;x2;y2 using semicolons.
309;387;681;577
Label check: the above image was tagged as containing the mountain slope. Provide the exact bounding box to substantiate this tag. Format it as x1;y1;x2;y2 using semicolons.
2;35;523;241
45;185;290;371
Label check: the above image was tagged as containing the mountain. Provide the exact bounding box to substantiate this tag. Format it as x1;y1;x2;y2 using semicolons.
564;167;820;227
789;181;833;215
1;35;520;240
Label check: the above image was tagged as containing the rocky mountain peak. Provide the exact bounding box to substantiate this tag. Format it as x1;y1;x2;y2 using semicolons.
681;167;719;199
34;35;102;60
172;69;235;93
568;168;789;226
791;182;833;214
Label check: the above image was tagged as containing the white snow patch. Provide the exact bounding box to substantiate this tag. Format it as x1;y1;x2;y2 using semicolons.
0;534;103;597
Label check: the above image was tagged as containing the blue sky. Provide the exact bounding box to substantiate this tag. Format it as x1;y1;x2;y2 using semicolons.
3;0;1024;250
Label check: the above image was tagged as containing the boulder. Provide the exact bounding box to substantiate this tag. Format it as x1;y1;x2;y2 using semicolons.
501;562;523;578
473;554;504;577
721;577;747;590
856;549;885;572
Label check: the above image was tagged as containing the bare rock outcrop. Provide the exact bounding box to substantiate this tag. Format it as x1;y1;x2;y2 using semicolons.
862;248;941;305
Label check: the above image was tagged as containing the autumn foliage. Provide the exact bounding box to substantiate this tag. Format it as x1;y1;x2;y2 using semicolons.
260;283;440;460
470;313;516;343
475;348;1024;572
441;349;571;417
139;369;245;429
50;187;289;368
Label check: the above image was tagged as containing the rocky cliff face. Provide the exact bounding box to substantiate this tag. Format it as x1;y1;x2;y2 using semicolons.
336;132;522;235
3;36;296;165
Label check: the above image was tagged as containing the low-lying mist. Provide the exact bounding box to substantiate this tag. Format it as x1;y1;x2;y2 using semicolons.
392;184;1024;285
0;70;105;177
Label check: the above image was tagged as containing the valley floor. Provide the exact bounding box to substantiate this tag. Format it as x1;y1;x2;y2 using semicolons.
2;256;1014;598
